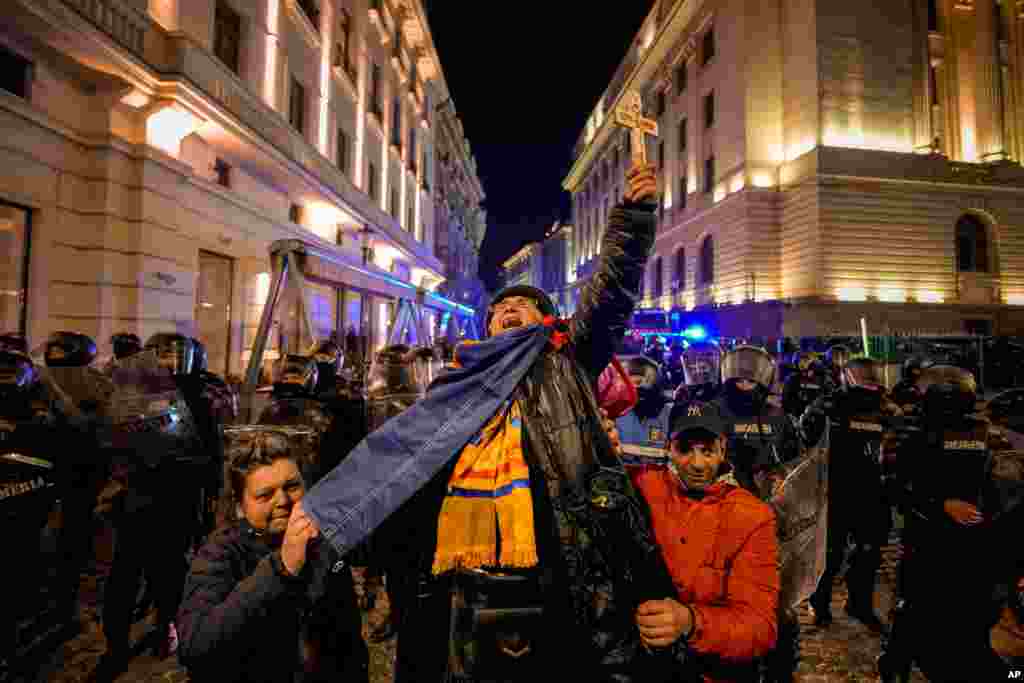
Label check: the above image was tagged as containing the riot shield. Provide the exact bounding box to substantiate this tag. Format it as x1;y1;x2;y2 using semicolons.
758;422;830;611
102;350;201;469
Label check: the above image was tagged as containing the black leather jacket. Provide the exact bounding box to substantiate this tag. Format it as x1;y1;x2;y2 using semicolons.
383;200;684;682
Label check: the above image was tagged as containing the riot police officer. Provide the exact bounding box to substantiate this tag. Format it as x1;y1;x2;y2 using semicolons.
877;365;1016;682
615;356;672;468
824;344;852;389
673;339;722;406
782;351;833;419
93;333;205;680
42;332;111;626
806;357;899;632
889;355;930;410
103;332;143;374
712;345;804;683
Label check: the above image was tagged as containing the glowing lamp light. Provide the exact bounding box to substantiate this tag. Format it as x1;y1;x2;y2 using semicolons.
146;105;201;157
713;185;726;203
752;172;775;188
915;290;944;304
876;288;906;303
255;272;271;304
683;325;707;341
1006;294;1024;306
837;286;868;302
729;175;746;194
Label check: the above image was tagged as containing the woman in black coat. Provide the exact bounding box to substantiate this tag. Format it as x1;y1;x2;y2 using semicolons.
176;429;368;683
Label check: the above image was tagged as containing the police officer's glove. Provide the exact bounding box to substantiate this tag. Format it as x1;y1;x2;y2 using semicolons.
798;403;828;445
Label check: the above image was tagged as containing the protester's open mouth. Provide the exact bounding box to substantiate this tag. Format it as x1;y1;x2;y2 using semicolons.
501;316;523;330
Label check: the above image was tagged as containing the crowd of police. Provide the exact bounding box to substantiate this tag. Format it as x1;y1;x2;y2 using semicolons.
1;324;1022;682
615;339;1024;682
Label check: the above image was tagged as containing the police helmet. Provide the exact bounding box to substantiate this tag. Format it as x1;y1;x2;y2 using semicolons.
111;333;142;360
791;351;817;372
624;355;661;391
902;355;931;383
191;338;209;374
145;333;196;375
0;333;28;354
0;351;38;391
366;344;423;400
682;341;722;387
842;357;886;391
44;331;98;368
721;345;775;389
915;364;978;418
274;354;319;396
826;345;852;370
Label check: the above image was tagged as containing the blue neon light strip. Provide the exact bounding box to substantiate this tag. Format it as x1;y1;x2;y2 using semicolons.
343;262;475;316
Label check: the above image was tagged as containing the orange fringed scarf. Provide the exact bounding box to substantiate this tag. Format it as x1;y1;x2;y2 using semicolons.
432;321;569;575
432;400;538;574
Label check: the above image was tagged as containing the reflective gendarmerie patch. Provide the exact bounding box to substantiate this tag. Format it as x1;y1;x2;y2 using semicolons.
735;423;772;435
802;384;821;390
620;443;668;467
850;420;883;432
944;440;987;451
0;476;49;500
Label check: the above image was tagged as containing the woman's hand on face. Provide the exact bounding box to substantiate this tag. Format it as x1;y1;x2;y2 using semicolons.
280;502;319;576
635;598;693;648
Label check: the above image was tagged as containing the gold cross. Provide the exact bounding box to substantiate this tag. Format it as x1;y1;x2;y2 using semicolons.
614;90;659;166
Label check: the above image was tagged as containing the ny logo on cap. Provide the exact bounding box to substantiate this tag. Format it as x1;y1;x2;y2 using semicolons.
688;405;702;417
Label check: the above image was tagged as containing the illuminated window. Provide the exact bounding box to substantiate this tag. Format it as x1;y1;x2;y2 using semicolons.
652;257;664;298
679;176;687;209
955;214;990;273
295;0;320;32
675;61;687;94
408;126;417;173
678;117;687;153
702;27;715;66
214;158;232;188
0;202;30;336
699;236;714;285
369;63;382;116
704;91;715;129
335;8;352;73
213;1;242;75
391;96;402;148
289;77;306;134
368;162;378;200
390;188;399;218
0;45;31;100
704;156;715;194
656;90;666;117
337;129;350;176
658;141;664;169
675;248;686;290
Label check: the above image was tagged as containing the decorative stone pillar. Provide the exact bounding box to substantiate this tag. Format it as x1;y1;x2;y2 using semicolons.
974;0;1006;159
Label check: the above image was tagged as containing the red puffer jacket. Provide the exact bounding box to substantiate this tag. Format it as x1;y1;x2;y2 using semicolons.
632;469;779;682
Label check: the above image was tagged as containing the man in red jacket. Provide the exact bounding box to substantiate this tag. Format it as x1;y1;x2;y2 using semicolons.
632;401;780;682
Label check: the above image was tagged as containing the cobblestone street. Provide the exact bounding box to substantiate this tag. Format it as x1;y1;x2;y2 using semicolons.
17;523;943;683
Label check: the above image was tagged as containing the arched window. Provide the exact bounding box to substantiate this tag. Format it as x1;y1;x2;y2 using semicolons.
699;236;714;285
955;214;990;273
652;256;664;298
675;248;686;291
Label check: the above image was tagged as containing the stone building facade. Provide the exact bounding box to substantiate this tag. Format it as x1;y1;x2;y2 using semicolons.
499;241;542;292
564;0;1024;339
541;221;572;315
0;0;476;378
432;91;487;337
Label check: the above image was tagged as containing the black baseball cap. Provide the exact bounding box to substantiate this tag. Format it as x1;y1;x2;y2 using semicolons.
669;401;729;440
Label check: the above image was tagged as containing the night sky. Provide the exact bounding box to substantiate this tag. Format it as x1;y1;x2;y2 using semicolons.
423;2;654;292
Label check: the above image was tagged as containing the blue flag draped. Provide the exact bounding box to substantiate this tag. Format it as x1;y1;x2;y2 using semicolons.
302;323;554;557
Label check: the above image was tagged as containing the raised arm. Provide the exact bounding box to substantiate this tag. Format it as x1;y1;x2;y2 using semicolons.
571;166;658;381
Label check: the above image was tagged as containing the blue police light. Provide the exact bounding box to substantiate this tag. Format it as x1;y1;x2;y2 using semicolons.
683;325;708;341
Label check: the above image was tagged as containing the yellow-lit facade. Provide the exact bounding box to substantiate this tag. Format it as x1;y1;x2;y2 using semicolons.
564;0;1024;338
0;0;474;376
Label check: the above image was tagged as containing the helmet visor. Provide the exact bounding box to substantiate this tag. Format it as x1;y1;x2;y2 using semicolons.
721;347;775;387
